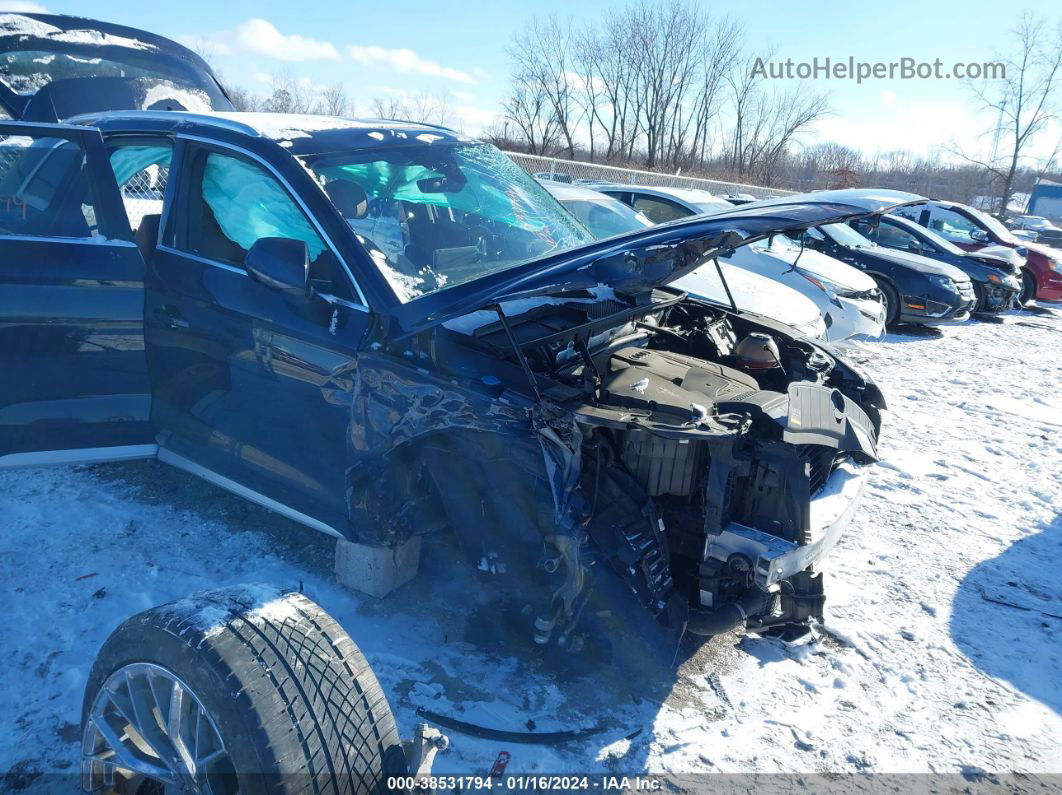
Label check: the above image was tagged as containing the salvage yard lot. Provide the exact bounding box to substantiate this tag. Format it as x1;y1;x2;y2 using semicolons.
2;307;1061;788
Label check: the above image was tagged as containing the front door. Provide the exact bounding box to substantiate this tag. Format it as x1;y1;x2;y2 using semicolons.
0;122;151;465
145;137;372;535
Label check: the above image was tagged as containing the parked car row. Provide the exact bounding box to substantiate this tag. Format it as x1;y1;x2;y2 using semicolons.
537;181;1058;347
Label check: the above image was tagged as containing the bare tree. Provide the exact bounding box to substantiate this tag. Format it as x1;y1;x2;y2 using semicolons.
224;84;261;112
950;14;1062;214
262;71;317;114
370;91;455;127
317;83;351;117
508;16;583;157
502;79;561;155
724;54;829;182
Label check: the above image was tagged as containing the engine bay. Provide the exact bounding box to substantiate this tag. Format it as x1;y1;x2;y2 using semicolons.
422;287;884;653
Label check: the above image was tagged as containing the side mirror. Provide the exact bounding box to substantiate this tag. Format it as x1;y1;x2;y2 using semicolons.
245;237;310;299
970;229;989;243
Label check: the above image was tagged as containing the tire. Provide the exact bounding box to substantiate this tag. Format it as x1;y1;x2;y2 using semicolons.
1020;270;1038;305
81;585;407;794
874;278;900;327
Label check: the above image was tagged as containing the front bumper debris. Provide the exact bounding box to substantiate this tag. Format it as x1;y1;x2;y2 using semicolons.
706;459;868;587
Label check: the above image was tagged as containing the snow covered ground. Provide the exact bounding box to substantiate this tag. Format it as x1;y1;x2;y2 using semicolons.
2;307;1061;790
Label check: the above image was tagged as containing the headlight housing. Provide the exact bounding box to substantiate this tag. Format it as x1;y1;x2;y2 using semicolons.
926;274;960;292
794;267;850;306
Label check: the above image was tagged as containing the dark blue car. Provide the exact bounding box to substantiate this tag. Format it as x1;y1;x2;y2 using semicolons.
849;214;1021;313
1;17;932;773
796;222;976;326
0;12;930;790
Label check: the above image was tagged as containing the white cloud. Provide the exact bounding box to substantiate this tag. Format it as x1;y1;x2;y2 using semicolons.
348;45;474;84
184;18;339;62
0;1;48;12
234;18;339;61
811;100;987;158
453;104;499;134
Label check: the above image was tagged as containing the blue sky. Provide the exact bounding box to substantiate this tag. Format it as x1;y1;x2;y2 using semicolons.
6;0;1062;160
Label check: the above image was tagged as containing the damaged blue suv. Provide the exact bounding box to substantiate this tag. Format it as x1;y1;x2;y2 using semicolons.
0;13;906;666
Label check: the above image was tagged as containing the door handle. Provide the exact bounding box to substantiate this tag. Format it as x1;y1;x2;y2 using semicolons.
154;305;190;329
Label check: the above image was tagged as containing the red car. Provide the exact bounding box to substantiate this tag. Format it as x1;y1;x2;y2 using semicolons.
892;201;1062;304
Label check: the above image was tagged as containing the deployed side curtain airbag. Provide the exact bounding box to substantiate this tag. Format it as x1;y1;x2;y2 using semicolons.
202;153;324;259
109;145;171;184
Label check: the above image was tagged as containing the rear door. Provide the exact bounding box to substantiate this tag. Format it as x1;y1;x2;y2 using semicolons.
0;122;151;465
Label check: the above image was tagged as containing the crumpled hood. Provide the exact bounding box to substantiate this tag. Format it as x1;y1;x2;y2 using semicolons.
391;189;928;335
969;244;1024;272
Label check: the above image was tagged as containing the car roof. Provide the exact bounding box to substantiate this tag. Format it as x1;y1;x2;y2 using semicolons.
69;109;478;154
540;180;630;204
593;183;732;207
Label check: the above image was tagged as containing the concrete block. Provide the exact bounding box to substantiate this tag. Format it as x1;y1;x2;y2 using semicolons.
335;535;421;598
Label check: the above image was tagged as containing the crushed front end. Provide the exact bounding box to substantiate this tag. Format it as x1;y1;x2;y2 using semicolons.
422;286;883;657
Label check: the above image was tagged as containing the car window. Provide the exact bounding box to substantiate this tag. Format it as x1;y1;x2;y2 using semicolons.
928;207;981;244
872;221;923;250
561;198;652;239
0;132;101;239
109;143;172;233
632;194;692;224
178;149;343;291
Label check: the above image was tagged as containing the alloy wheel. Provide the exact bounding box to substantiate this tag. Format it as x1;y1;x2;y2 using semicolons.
83;663;237;794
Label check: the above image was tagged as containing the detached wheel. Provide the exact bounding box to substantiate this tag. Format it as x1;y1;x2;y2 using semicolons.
81;586;406;794
1019;270;1037;305
874;278;900;327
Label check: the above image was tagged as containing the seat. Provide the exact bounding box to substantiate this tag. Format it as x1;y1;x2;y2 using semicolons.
135;214;161;264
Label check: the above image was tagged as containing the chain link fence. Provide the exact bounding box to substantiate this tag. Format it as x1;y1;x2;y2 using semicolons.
504;151;794;199
119;164;168;231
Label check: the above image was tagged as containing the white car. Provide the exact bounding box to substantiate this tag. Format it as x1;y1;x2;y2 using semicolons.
541;181;828;340
591;184;735;224
718;236;887;343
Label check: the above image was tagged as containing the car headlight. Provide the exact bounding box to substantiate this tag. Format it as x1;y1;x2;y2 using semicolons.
987;272;1002;284
1049;258;1059;272
795;268;848;306
926;274;960;292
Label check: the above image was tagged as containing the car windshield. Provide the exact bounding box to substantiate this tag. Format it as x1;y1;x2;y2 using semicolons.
299;143;593;302
818;222;873;248
560;197;652;239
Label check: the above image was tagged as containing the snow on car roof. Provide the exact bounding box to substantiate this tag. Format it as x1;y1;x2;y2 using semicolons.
206;112;428;142
540;180;626;204
78;109;476;150
0;13;157;51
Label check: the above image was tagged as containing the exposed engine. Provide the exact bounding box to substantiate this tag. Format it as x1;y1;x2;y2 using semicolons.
427;287;884;657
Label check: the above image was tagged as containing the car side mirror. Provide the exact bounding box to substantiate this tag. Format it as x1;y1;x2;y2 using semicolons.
970;229;989;243
245;237;311;300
